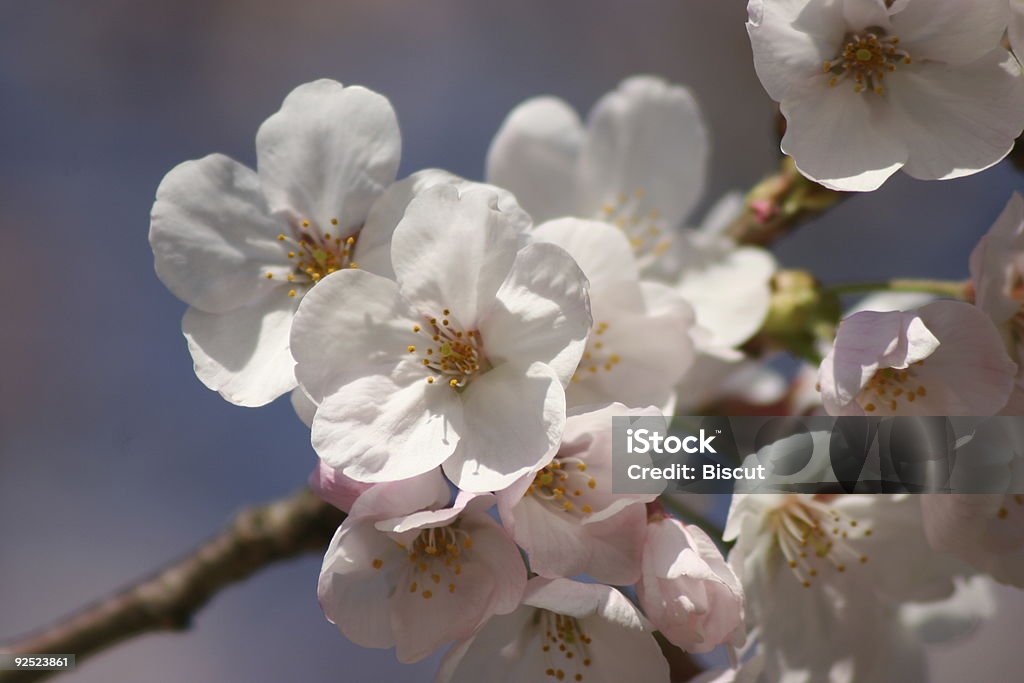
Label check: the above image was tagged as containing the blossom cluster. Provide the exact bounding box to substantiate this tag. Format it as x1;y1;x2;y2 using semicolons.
148;1;1024;681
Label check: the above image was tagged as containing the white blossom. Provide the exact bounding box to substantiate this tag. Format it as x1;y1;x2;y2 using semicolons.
969;192;1024;411
530;219;695;410
291;183;591;492
725;493;976;683
817;300;1016;416
495;403;662;584
150;80;401;406
748;0;1024;191
487;75;708;273
436;578;670;683
319;490;526;663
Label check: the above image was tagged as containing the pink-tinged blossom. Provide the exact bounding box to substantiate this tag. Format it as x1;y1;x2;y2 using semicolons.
291;183;592;492
638;515;746;654
496;404;662;584
436;578;670;683
923;494;1024;587
318;491;526;663
969;192;1024;411
747;0;1024;191
818;300;1016;416
150;80;401;406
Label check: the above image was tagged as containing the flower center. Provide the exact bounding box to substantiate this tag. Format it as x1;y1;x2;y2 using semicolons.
599;189;671;268
859;362;928;413
380;524;473;600
824;31;911;95
535;611;593;681
768;496;871;588
409;310;489;389
526;455;598;517
264;217;359;298
571;322;621;383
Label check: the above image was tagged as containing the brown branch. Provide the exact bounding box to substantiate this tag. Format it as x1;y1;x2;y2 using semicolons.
0;489;345;683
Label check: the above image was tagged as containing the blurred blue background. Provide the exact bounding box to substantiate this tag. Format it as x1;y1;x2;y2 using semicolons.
1;1;1022;681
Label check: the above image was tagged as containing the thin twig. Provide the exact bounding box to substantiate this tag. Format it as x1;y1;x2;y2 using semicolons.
0;489;345;683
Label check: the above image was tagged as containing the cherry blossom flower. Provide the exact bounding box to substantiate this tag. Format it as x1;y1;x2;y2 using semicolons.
318;491;526;663
495;403;663;584
291;183;591;492
435;577;670;683
725;493;972;682
288;169;530;426
817;300;1016;416
487;75;708;273
747;0;1024;191
637;514;746;654
150;79;401;406
530;219;695;410
969;192;1024;410
923;494;1024;587
670;229;776;362
921;423;1024;586
487;78;775;399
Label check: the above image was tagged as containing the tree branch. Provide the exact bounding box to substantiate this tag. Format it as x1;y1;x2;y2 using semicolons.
725;156;846;247
0;489;345;683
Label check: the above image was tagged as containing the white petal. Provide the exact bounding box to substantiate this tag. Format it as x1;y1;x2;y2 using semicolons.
150;154;287;313
891;0;1010;65
434;607;537;683
568;282;694;410
358;169;531;279
318;521;398;649
1012;0;1024;62
818;309;939;414
969;192;1024;326
576;506;649;585
290;387;317;427
747;0;847;102
780;76;908;191
581;609;670;683
443;362;565;492
485;96;584;221
347;469;452;521
290;268;422;401
842;0;893;32
309;461;371;513
390;183;524;328
675;232;776;352
531;217;641;296
697;191;745;236
576;75;709;228
508;497;593;579
313;375;463;482
888;52;1024;181
914;300;1016;415
462;513;529;615
390;557;496;663
255;80;400;233
479;242;592;385
182;292;298;406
